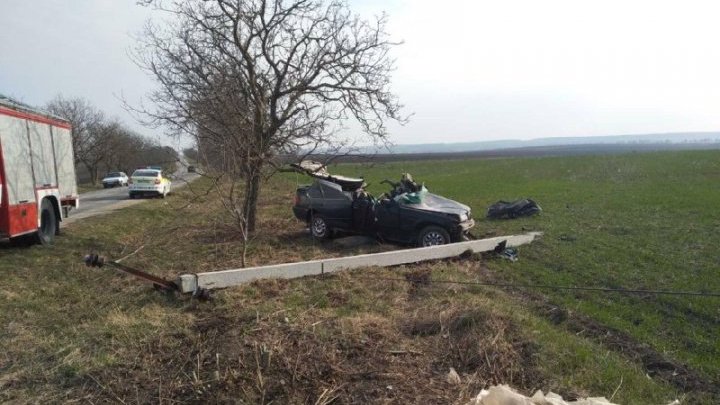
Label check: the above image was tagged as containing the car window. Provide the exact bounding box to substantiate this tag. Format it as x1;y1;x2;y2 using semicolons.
132;170;160;177
319;181;347;199
307;183;323;198
106;172;122;177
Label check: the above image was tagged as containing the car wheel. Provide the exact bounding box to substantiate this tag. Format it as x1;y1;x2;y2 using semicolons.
310;215;330;239
418;225;450;247
35;199;57;246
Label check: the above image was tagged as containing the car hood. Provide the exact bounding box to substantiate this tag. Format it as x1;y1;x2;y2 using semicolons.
402;193;470;216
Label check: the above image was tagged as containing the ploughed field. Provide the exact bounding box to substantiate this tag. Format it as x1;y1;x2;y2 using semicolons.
317;150;720;382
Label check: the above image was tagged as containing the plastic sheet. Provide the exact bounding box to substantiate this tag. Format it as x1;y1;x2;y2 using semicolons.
466;384;619;405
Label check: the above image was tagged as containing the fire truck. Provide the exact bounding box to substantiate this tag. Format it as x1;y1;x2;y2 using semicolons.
0;96;79;244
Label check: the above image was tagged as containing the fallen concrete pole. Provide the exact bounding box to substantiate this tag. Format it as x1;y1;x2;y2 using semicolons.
177;232;542;293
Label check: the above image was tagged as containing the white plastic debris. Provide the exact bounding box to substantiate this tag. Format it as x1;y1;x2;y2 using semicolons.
447;367;462;385
466;384;619;405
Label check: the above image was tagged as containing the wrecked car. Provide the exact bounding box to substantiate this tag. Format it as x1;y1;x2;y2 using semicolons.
290;161;475;246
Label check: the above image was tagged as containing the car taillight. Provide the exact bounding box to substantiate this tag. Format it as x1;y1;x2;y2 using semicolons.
128;179;133;184
294;194;300;205
155;179;161;185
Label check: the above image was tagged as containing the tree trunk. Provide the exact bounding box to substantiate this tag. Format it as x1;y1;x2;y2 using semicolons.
243;168;262;233
92;166;100;185
83;162;99;185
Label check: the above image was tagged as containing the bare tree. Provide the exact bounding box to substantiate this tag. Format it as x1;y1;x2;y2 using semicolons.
134;0;406;233
84;120;127;184
46;95;110;184
46;96;103;165
183;147;199;162
103;126;152;174
47;95;178;184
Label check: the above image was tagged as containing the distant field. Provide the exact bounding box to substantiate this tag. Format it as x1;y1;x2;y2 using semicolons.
316;150;720;382
300;142;720;164
2;150;718;403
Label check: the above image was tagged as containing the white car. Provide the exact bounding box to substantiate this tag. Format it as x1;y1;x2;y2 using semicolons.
101;172;129;188
128;169;171;199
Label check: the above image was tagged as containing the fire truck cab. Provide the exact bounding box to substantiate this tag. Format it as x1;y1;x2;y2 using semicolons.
0;96;79;244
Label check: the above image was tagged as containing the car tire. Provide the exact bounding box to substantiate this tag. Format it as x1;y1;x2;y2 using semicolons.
35;199;57;246
417;225;451;247
310;214;331;240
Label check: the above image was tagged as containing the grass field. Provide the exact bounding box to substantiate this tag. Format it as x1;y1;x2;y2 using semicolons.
0;150;718;403
317;150;720;382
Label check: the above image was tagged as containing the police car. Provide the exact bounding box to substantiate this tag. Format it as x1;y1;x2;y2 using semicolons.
128;168;172;199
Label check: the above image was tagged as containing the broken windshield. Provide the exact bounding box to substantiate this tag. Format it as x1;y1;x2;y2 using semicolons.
394;186;428;204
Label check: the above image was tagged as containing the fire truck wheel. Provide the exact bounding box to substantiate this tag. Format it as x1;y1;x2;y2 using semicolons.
36;199;57;245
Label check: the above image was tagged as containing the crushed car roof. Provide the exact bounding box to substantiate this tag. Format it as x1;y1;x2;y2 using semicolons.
290;160;365;191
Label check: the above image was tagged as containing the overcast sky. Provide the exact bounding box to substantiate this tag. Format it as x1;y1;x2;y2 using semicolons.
1;0;719;148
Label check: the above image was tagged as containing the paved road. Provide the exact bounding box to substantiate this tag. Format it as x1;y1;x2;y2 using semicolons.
64;168;200;225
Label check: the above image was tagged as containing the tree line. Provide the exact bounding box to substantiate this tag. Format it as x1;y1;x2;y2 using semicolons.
45;95;178;184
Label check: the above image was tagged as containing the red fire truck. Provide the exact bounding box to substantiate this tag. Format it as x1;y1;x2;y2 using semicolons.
0;96;79;244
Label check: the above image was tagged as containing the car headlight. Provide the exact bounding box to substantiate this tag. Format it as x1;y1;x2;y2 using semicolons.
459;212;468;222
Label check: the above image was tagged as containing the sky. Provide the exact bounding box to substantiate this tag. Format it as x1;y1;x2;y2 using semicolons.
1;0;719;148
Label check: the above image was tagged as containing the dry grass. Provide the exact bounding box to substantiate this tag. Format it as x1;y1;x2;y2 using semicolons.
0;175;686;404
51;269;543;404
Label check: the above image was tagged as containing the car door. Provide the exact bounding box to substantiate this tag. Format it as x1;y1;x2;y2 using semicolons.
317;180;352;229
375;198;402;240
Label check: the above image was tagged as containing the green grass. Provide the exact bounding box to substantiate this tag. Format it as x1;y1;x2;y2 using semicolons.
309;150;720;382
1;151;717;402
